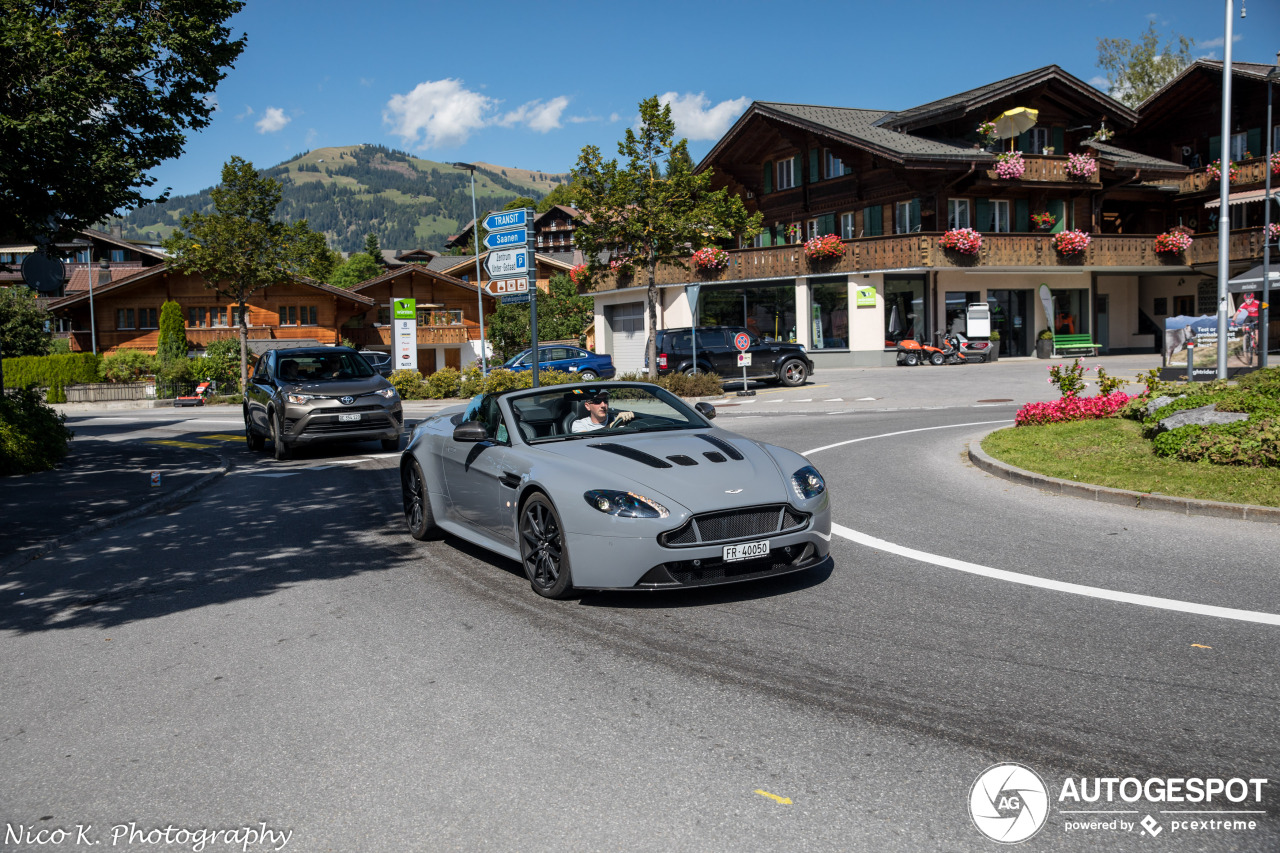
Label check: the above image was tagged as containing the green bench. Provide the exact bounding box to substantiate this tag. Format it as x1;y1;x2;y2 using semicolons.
1052;333;1100;357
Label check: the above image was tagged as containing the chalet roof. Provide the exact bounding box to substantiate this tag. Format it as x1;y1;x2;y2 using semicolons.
533;205;587;224
49;263;376;309
745;103;985;164
434;250;575;280
1082;140;1185;173
348;263;493;300
75;227;168;259
65;264;143;292
1138;58;1280;111
873;65;1136;132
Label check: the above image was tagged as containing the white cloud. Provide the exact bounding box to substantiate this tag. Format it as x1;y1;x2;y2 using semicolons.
498;96;570;133
236;105;254;121
1197;34;1242;50
658;92;751;141
255;107;290;134
384;79;494;149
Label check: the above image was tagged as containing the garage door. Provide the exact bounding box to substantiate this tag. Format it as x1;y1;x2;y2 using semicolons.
607;302;647;373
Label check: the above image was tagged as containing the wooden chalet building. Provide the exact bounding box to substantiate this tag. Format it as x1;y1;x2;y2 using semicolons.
590;63;1278;368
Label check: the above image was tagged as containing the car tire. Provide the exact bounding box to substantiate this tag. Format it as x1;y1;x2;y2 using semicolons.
778;359;808;387
401;458;437;540
578;370;598;381
244;409;265;451
930;352;945;366
270;410;290;461
381;436;401;452
904;352;919;366
519;493;573;599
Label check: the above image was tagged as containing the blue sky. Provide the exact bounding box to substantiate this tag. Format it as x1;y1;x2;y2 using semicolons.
150;0;1280;198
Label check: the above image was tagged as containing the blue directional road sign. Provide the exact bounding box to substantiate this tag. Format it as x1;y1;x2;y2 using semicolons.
483;209;528;232
483;228;527;250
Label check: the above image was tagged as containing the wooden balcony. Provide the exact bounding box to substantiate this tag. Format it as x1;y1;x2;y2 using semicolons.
592;229;1272;289
983;154;1102;185
1173;156;1272;195
348;325;475;348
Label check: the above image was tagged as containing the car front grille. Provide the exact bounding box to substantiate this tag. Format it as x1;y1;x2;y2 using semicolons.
637;543;822;588
659;504;809;547
301;413;395;435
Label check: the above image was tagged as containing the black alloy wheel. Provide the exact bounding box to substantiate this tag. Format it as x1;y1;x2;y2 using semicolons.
779;359;808;386
519;494;573;599
401;459;436;540
244;409;265;451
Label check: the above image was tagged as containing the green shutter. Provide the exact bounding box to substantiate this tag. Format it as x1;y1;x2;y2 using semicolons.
1017;130;1032;153
810;149;820;183
865;206;882;236
1209;136;1221;161
819;213;835;235
1049;200;1065;233
1015;199;1030;232
794;156;804;187
975;199;991;231
1052;127;1065;154
1247;128;1262;159
910;198;921;231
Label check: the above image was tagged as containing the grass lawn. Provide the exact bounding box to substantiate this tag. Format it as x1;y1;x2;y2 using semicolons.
981;417;1280;508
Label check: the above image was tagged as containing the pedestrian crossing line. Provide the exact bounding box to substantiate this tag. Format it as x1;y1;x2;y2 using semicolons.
201;434;246;442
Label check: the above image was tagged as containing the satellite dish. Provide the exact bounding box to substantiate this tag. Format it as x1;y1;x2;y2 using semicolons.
21;250;66;293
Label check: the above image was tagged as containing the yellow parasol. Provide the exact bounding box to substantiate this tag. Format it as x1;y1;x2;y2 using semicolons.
993;107;1039;150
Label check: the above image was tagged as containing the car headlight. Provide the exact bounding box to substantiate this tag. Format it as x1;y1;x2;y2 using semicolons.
584;489;669;519
376;387;398;399
791;465;825;500
286;393;313;404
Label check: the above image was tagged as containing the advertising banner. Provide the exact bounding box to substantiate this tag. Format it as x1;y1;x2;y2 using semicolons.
1159;312;1257;380
393;298;417;372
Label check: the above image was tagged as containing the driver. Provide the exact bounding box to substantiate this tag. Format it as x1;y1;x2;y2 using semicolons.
571;389;634;433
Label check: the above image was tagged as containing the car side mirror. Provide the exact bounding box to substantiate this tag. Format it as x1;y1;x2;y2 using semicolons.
452;421;490;442
695;401;716;420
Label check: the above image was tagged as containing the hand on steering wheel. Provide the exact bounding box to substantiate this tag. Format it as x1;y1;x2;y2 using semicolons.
608;410;634;428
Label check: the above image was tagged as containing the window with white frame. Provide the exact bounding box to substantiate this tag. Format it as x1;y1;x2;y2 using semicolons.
825;149;844;178
948;199;971;229
841;213;857;239
776;158;795;190
807;220;819;240
895;201;920;234
990;200;1010;233
1030;128;1050;152
1230;132;1247;161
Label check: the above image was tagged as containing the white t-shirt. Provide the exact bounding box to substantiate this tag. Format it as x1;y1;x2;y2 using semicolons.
571;416;605;433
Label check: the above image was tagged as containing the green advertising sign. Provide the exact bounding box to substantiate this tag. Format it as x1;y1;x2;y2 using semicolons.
855;285;877;308
393;298;416;320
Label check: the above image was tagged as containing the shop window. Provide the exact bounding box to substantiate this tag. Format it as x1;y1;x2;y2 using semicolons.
948;199;971;230
810;280;848;350
885;276;926;346
945;291;980;335
699;285;796;343
1051;289;1089;335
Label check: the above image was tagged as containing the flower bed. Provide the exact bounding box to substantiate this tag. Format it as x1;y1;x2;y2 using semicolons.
1153;230;1193;254
1051;229;1091;255
994;150;1024;180
691;246;729;271
1015;391;1132;426
1206;159;1238;182
938;228;983;255
1065;152;1098;179
803;233;843;261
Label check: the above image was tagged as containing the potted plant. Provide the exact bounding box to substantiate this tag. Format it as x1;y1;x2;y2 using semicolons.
1065;152;1098;179
803;233;844;262
1036;328;1054;359
691;246;729;273
938;228;983;255
1153;228;1193;255
994;150;1025;180
1031;212;1056;230
987;328;1000;361
1051;230;1091;256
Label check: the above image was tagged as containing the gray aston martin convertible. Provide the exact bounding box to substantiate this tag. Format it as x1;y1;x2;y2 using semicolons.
399;382;831;598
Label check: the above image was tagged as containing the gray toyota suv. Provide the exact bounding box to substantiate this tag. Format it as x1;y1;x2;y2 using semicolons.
244;347;403;460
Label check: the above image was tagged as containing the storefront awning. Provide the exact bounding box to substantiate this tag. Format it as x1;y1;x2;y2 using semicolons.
1203;188;1277;209
1227;264;1280;293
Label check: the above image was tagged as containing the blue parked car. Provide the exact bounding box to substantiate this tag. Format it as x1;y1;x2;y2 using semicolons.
500;345;615;380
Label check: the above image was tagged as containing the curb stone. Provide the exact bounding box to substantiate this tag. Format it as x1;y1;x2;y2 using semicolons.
966;430;1280;525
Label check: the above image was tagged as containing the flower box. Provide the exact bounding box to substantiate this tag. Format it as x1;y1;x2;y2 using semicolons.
1065;152;1098;179
1031;212;1056;230
803;233;844;261
1206;159;1237;183
691;246;729;272
1153;230;1194;254
994;151;1025;180
938;228;983;255
1052;230;1091;256
569;263;589;285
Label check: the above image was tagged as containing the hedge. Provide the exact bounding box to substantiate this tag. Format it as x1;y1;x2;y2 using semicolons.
2;352;102;389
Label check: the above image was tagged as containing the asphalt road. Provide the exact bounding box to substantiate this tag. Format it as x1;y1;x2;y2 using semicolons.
2;364;1277;852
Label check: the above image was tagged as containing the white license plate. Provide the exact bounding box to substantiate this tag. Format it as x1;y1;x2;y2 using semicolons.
723;540;770;562
338;413;361;422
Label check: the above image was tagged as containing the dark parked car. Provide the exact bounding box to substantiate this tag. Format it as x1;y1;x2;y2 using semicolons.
244;346;403;460
501;345;615;380
648;326;813;387
358;350;393;377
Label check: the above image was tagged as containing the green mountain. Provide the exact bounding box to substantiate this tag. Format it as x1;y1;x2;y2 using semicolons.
115;144;569;254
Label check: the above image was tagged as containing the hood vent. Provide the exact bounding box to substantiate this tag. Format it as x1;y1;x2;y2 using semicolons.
589;443;672;469
703;452;726;463
696;432;744;461
666;455;698;466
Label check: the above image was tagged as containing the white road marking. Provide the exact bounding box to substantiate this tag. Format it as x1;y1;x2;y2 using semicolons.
808;420;1280;626
824;397;844;402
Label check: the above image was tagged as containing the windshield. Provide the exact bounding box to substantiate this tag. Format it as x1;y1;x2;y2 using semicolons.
507;384;710;443
278;351;375;383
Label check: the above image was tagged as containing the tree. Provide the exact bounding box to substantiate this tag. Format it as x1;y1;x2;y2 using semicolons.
503;196;537;212
0;286;53;359
537;181;579;213
1;1;247;247
485;274;594;362
294;229;343;282
573;96;761;376
163;156;322;391
328;253;382;289
1097;22;1194;109
363;232;382;264
156;300;188;366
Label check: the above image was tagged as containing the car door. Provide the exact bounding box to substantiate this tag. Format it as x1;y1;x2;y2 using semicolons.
441;395;520;544
746;333;781;378
699;330;735;375
245;352;276;433
539;347;571;372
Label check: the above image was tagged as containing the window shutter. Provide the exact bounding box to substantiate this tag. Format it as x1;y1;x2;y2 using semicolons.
910;198;921;231
794;156;804;186
1052;127;1065;154
1049;199;1065;233
865;206;882;236
1017;130;1032;153
820;213;836;235
1247;128;1262;158
810;149;820;183
1015;198;1030;232
975;199;991;232
1209;136;1221;161
763;161;773;194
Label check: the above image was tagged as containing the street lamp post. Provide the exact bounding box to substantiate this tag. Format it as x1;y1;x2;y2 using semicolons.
452;162;488;374
1262;57;1280;369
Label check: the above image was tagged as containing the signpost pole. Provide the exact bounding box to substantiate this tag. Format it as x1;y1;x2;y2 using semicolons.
528;208;539;388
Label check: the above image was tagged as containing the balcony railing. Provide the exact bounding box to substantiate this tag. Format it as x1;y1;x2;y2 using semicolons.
348;325;475;348
1174;156;1272;195
592;229;1272;288
983;154;1103;185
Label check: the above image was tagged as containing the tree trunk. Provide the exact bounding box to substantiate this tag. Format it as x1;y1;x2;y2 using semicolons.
645;256;658;379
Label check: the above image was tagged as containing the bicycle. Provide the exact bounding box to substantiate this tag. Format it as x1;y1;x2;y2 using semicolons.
1240;320;1259;367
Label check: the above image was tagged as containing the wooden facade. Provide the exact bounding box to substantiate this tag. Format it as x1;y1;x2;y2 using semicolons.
342;265;495;354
